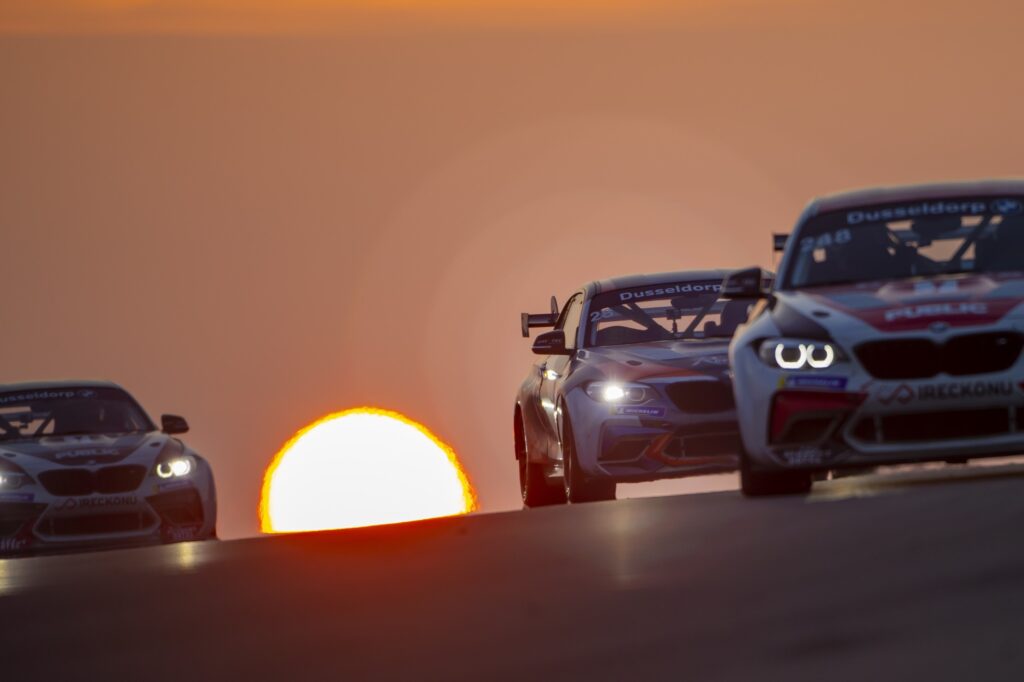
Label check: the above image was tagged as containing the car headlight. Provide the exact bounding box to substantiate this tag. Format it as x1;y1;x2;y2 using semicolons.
155;456;195;479
584;381;650;403
0;472;29;490
758;339;845;370
0;462;32;489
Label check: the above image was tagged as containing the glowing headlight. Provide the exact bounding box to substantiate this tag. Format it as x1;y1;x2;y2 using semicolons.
584;382;649;403
156;456;194;479
759;339;844;370
0;472;27;490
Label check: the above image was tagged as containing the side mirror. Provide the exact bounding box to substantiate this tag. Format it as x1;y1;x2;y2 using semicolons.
161;414;189;435
722;267;769;299
532;329;570;356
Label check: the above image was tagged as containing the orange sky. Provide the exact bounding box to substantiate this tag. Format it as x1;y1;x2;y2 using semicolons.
2;0;1022;537
2;0;784;33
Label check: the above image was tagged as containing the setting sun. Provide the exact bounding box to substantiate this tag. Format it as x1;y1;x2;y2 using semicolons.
259;408;477;533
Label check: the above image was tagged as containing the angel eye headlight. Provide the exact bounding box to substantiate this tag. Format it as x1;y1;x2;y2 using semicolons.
156;456;194;479
584;382;649;403
759;339;843;370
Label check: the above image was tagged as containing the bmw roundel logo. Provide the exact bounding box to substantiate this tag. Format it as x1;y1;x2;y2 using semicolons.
991;198;1024;215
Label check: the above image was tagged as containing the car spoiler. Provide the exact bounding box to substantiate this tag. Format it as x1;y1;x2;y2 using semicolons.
521;296;560;337
773;233;789;252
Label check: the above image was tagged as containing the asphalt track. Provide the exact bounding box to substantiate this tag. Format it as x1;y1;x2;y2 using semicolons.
4;465;1024;681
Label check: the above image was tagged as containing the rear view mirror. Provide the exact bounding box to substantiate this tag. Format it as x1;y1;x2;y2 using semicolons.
722;267;769;299
532;329;570;356
161;414;189;435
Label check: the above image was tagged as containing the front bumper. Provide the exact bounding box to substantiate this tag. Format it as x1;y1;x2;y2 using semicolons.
567;382;741;482
736;352;1024;471
0;478;214;556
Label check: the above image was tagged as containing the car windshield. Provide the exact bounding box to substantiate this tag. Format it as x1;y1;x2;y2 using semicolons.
0;387;154;442
584;280;755;347
785;196;1024;289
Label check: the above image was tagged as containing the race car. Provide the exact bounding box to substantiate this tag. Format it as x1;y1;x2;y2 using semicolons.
515;270;762;506
727;179;1024;495
0;380;217;555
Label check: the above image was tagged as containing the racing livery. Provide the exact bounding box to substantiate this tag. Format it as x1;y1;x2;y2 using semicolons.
727;179;1024;495
0;381;217;554
515;270;760;505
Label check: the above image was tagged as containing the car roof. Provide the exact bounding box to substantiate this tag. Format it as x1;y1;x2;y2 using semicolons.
583;269;732;299
0;380;126;393
808;178;1024;215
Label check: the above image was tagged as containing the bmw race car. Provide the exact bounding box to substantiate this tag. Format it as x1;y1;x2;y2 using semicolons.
727;179;1024;495
0;381;217;555
515;270;761;505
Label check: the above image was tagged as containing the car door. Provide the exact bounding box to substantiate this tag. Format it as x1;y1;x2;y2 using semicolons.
539;293;583;459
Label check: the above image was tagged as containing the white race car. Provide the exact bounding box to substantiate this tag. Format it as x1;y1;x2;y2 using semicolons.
0;381;217;554
727;179;1024;495
516;270;760;505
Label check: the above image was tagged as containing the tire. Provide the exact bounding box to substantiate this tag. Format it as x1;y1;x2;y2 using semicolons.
740;447;813;497
517;414;566;507
561;413;616;504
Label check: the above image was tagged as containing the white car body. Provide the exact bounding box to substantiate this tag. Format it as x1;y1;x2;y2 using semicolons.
0;381;217;554
730;180;1024;489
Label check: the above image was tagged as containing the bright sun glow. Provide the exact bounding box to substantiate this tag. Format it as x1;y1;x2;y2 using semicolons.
259;407;476;533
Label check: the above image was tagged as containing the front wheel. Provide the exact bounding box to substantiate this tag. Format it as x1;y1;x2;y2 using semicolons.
739;448;813;497
562;414;615;504
518;414;566;507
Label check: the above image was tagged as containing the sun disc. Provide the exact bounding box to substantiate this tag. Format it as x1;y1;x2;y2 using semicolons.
259;408;476;533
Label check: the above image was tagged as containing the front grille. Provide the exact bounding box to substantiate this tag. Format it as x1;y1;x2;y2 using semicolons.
852;408;1012;443
856;332;1023;379
95;466;147;494
38;469;93;496
146;488;204;526
665;381;735;413
38;466;146;496
0;503;47;536
38;511;155;536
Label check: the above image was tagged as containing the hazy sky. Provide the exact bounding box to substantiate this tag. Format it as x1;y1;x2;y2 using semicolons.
3;0;1022;537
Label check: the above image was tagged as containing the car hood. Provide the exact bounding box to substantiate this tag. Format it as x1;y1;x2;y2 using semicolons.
581;339;732;381
778;272;1024;333
0;432;162;467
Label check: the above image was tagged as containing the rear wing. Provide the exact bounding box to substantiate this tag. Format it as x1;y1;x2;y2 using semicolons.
773;233;789;252
521;296;560;337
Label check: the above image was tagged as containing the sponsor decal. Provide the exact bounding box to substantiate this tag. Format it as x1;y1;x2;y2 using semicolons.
54;495;138;512
846;200;989;225
0;390;75;406
884;302;988;323
877;380;1014;404
918;381;1013;401
781;375;848;391
692;354;729;367
878;384;915;405
614;406;667;418
617;282;721;303
77;389;97;398
992;198;1024;215
780;446;830;465
0;492;34;503
55;447;121;461
0;537;28;552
